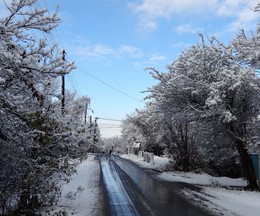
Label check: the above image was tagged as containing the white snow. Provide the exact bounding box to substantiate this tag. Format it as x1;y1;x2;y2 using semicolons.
44;153;260;216
159;171;247;187
120;154;170;171
47;154;102;216
124;153;260;216
199;187;260;216
0;77;5;85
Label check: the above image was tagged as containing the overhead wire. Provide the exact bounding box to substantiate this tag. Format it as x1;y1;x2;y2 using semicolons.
39;0;65;49
30;1;133;136
34;0;145;125
99;123;121;126
66;74;79;96
40;0;83;97
70;72;82;96
35;0;144;105
43;0;66;50
96;117;122;122
97;119;122;130
35;0;82;97
33;1;57;48
98;126;121;129
78;67;145;104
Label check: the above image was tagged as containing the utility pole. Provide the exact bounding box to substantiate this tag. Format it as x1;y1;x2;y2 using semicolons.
93;117;97;144
61;50;66;115
90;115;92;124
88;116;92;137
84;102;88;124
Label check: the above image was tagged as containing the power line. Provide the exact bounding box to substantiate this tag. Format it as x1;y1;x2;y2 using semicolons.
71;73;82;96
99;123;121;127
35;1;144;107
66;74;82;97
33;1;57;48
96;117;122;122
78;67;145;104
35;0;82;98
67;74;80;96
40;0;65;49
98;123;122;126
98;126;121;129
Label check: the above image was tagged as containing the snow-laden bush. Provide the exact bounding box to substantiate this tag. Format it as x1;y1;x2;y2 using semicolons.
0;1;96;214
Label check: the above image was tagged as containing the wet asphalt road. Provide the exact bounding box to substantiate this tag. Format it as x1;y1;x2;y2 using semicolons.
99;154;213;216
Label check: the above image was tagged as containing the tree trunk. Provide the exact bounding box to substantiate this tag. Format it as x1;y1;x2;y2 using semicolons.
19;192;29;209
229;121;258;190
235;138;258;190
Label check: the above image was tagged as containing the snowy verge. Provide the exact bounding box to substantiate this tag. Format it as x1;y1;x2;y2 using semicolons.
120;154;170;171
183;187;260;216
159;171;247;187
122;154;260;216
44;154;102;216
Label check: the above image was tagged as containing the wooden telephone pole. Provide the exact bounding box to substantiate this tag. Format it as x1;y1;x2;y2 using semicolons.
93;117;98;143
61;50;66;115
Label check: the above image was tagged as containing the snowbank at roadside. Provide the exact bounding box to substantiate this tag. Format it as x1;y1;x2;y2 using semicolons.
120;153;170;171
122;153;260;216
159;171;247;187
159;171;260;216
46;154;102;216
194;187;260;216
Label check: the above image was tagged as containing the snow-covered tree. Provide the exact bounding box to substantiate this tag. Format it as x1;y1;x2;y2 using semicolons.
102;136;125;154
0;0;93;214
121;112;147;151
146;35;260;189
232;4;260;69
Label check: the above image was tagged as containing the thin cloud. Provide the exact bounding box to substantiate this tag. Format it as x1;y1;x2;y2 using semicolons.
73;42;144;62
216;0;259;17
76;44;114;59
133;53;168;71
227;9;259;32
171;42;191;48
130;0;216;18
175;23;202;34
130;0;260;32
217;0;260;32
148;53;167;63
118;45;144;58
130;0;217;30
137;17;157;30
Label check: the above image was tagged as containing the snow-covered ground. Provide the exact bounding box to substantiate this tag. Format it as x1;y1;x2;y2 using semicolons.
47;154;103;216
120;153;170;171
47;153;260;216
122;154;260;216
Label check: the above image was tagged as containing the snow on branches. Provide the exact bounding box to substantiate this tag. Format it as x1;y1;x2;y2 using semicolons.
0;1;91;214
128;19;260;189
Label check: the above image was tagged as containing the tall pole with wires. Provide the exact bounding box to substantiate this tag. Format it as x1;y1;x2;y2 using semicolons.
93;117;99;144
84;102;88;124
61;50;66;115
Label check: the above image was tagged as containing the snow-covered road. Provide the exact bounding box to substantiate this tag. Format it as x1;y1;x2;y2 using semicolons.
123;154;260;216
99;154;212;216
100;155;139;216
50;153;260;216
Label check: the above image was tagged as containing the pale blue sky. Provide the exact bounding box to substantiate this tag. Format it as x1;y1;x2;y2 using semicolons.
1;0;260;137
